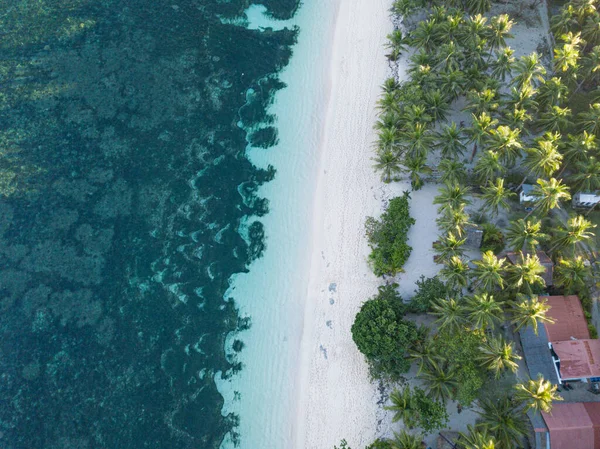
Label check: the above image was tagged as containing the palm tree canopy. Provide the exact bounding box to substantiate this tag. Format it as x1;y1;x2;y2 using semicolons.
515;374;563;413
506;218;547;252
430;297;467;334
532;178;571;215
555;256;591;292
476;396;528;449
433;182;471;213
478;336;521;379
465;293;504;330
458;425;498;449
523;133;563;179
474;150;506;183
481;178;516;216
510;295;555;335
506;253;547;293
472;250;506;292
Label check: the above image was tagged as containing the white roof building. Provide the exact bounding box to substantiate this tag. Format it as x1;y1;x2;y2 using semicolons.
520;184;538;204
573;192;600;208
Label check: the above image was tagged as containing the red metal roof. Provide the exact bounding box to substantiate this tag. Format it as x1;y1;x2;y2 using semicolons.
544;295;590;342
542;403;600;449
553;339;600;380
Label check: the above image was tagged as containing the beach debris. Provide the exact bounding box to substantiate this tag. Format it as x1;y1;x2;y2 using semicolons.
319;344;328;359
326;320;332;328
329;298;335;305
328;283;337;292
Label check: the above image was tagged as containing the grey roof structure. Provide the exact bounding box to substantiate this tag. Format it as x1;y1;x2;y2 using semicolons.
528;410;549;449
520;322;560;385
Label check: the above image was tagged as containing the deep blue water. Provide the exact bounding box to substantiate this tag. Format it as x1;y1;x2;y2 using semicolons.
0;1;299;447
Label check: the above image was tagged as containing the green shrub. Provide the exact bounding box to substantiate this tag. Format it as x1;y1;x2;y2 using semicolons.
365;192;416;276
480;222;505;254
589;324;599;339
352;285;417;380
408;275;448;313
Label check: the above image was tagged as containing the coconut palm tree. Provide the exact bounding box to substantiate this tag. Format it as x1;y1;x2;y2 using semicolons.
458;425;497;449
490;46;515;81
404;104;432;125
410;18;440;52
431;297;467;333
507;253;546;293
478;336;521;379
510;295;554;335
436;122;466;159
377;126;400;154
474;150;505;183
438;158;467;185
485;125;523;167
410;335;439;375
583;13;600;47
461;13;489;47
377;91;400;113
553;40;581;75
487;14;514;51
373;151;402;183
424;89;450;123
472;250;506;292
476;396;528;449
515;375;563;413
555;256;591;292
523;134;563;182
374;111;401;131
404;155;432;191
481;178;516;217
501;106;532;129
433;232;466;263
440;69;467;101
468;112;498;157
467;0;491;15
571;156;600;191
419;359;458;403
385;387;418;427
440;256;470;290
506;218;547;252
535;77;569;111
507;84;539;112
562;131;598;169
529;178;571;216
551;4;577;36
537;105;573;133
437;204;472;237
385;29;409;61
433;183;471;213
511;52;546;89
581;45;600;87
390;430;424;449
578;103;600;136
550;215;596;254
465;293;504;330
465;88;501;116
401;122;435;159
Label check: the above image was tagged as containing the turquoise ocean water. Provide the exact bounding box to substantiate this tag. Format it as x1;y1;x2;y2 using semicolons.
0;1;332;447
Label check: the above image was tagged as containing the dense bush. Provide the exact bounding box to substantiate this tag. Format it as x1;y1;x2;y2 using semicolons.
431;330;487;406
365;191;416;276
408;275;448;313
351;285;417;379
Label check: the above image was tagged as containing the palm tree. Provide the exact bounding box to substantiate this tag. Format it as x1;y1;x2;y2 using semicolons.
436;204;472;237
440;256;470;290
458;425;497;449
477;396;528;449
550;215;596;254
523;133;563;181
410;335;439;375
571;156;600;191
506;253;546;293
583;13;600;47
553;40;581;75
424;89;450;123
438;158;467;185
436;122;466;159
410;18;439;52
377;91;399;113
562;131;597;168
514;375;563;413
507;84;539;112
535;77;569;111
474;150;505;183
481;178;516;217
440;69;467;101
373;151;402;183
465;293;504;330
487;14;514;51
385;387;418;427
419;360;457;403
578;103;600;136
390;430;424;449
485;125;523;167
467;0;491;15
472;251;506;292
537;105;573;133
467;112;498;158
510;295;554;335
377;126;400;154
506;218;547;252
530;178;571;216
404;155;432;191
551;4;577;36
403;104;432;125
433;232;466;263
465;88;501;116
385;29;409;60
401;122;435;159
555;256;591;292
490;47;515;81
511;52;546;89
581;44;600;87
433;183;471;213
501;106;532;129
478;336;521;379
431;297;467;333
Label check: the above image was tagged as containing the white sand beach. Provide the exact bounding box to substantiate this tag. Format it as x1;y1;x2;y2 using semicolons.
294;1;441;447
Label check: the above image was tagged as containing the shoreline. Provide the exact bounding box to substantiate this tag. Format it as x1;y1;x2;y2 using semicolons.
294;1;395;447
